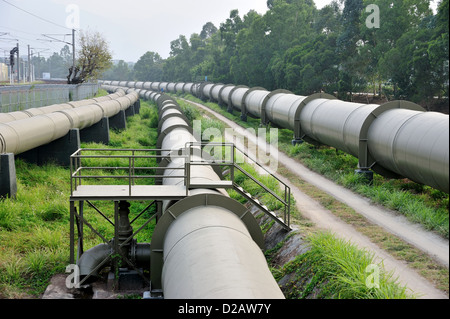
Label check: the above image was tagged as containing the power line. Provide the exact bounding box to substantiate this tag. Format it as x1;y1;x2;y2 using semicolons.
0;28;71;57
0;26;65;52
0;34;59;54
0;25;43;37
2;0;71;31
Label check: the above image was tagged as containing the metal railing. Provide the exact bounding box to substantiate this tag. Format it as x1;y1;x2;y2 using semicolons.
185;142;291;228
70;143;291;228
70;148;188;196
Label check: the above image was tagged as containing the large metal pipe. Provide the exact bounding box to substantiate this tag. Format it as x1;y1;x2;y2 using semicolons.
219;85;236;106
244;88;270;118
175;82;185;93
107;81;450;194
265;92;308;130
0;111;31;123
210;84;225;102
151;82;160;91
78;244;111;281
368;109;449;193
0;90;126;124
230;86;249;111
135;82;145;89
299;99;381;157
150;93;284;299
0;91;138;155
166;82;177;93
78;234;151;283
58;104;104;130
143;82;152;90
161;205;284;299
192;83;202;97
0;112;72;154
159;82;169;92
183;83;194;95
201;83;215;100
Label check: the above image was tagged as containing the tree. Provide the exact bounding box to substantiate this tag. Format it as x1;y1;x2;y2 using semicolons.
359;0;432;97
264;0;316;53
102;60;133;81
47;52;67;78
68;30;112;84
134;51;163;81
220;9;244;51
200;22;218;40
336;0;364;97
231;11;271;87
428;0;449;99
60;45;73;69
313;1;343;35
153;0;447;106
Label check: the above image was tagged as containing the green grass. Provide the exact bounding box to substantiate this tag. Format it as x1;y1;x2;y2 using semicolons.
0;161;72;297
0;100;159;298
228;162;287;212
286;141;449;238
274;232;414;299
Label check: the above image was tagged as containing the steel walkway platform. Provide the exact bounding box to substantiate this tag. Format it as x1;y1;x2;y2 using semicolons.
70;185;189;201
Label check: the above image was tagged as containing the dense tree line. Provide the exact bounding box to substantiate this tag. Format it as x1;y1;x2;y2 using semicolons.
105;0;449;106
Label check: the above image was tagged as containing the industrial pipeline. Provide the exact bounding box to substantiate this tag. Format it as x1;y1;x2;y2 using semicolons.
101;80;449;194
0;89;139;155
68;86;286;299
1;78;446;298
151;93;284;299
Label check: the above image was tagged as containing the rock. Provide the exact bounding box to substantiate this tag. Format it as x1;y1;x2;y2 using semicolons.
42;274;75;299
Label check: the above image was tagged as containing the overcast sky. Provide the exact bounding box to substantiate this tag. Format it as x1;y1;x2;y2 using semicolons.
0;0;440;63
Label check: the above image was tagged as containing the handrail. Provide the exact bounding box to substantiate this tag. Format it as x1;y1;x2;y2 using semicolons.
185;142;291;228
234;164;287;205
70;144;290;228
70;148;188;196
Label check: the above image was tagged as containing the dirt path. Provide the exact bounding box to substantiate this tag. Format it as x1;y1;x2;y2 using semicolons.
183;98;449;299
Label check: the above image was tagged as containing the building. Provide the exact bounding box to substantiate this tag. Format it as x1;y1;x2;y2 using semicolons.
0;63;8;82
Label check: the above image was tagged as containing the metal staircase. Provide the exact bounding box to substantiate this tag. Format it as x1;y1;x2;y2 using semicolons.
185;142;291;231
234;185;290;231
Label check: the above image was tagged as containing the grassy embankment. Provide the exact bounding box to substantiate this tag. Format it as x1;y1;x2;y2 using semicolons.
0;97;158;298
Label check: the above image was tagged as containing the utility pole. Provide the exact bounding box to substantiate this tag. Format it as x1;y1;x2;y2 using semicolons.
16;42;19;84
28;45;31;83
9;45;19;84
38;30;76;83
72;29;76;81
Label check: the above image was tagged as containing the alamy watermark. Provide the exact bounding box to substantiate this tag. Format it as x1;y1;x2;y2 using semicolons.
65;3;80;29
191;120;279;172
366;4;380;29
365;264;381;289
66;264;80;289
